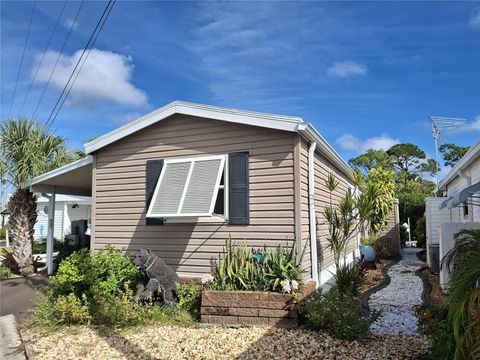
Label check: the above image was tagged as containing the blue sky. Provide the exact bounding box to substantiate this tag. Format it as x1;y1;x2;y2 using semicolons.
1;1;479;168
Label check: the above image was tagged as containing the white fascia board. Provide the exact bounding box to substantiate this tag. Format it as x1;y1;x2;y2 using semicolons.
437;140;480;191
299;123;354;180
26;156;93;188
84;101;304;154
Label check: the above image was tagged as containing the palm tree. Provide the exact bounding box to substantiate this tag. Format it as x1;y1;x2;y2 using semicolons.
0;118;80;275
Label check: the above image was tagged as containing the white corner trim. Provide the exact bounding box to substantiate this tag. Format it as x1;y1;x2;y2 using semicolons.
26;156;93;188
84;101;304;154
308;141;319;288
319;250;357;289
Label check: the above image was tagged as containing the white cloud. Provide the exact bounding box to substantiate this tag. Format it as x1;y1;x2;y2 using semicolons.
336;133;400;153
33;48;148;108
469;7;480;28
326;60;368;78
64;18;79;30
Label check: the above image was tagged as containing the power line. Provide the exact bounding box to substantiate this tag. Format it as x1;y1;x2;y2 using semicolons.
18;1;68;118
46;0;116;129
31;0;85;120
9;0;36;117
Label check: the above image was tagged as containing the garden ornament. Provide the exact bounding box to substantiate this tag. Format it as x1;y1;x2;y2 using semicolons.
132;248;180;306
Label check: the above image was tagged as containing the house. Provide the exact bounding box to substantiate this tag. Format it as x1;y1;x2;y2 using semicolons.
34;195;91;241
425;140;480;287
27;101;363;286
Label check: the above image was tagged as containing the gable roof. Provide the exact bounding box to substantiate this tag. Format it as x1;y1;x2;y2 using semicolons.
84;101;353;179
438;140;480;190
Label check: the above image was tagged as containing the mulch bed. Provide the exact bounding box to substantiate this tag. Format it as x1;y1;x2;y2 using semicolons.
418;267;448;306
21;324;431;360
359;259;393;294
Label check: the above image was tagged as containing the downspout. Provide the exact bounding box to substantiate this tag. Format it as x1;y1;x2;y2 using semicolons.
308;142;319;288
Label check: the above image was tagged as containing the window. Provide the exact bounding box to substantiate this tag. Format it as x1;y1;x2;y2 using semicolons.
147;155;227;218
463;204;469;218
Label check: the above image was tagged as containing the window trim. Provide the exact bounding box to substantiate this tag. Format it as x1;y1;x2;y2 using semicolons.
146;155;226;218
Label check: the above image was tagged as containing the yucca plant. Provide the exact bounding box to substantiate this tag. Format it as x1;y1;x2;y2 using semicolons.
209;239;302;292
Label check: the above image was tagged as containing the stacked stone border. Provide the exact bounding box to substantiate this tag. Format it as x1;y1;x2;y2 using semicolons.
200;290;297;328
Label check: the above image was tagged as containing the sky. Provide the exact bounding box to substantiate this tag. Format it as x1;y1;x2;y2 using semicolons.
1;1;479;173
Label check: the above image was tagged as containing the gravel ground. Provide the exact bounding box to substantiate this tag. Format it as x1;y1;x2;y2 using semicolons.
21;324;430;360
369;248;425;335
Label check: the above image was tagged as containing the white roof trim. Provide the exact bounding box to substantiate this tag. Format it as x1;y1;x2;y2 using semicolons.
27;156;93;187
84;101;304;154
299;123;354;180
83;101;354;179
438;140;480;190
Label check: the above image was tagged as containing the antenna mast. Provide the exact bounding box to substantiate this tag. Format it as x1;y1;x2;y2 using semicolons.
429;116;467;187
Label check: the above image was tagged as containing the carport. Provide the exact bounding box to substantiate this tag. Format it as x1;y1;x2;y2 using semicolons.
27;156;93;275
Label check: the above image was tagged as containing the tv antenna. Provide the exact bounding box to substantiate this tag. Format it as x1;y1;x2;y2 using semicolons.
429;116;467;186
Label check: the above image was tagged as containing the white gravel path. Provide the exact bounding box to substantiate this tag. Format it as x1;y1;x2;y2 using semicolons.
369;248;425;335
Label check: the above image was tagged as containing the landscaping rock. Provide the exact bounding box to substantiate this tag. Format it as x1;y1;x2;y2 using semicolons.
21;324;431;360
369;248;425;335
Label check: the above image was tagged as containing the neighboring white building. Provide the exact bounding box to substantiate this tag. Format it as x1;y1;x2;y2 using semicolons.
34;195;91;241
425;140;480;289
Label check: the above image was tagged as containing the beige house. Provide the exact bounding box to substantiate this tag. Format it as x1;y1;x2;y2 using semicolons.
28;101;360;287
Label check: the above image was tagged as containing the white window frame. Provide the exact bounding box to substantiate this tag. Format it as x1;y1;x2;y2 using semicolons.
146;154;227;219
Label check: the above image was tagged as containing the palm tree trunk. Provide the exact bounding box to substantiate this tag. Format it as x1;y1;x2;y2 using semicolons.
8;188;37;275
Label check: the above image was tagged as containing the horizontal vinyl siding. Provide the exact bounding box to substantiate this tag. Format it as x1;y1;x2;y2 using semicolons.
299;141;312;279
307;140;357;270
93;115;296;276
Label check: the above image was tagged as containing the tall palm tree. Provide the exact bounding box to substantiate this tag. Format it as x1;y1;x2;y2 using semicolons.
0;118;80;275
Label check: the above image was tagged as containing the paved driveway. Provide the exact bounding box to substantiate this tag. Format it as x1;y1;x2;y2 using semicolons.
0;275;49;320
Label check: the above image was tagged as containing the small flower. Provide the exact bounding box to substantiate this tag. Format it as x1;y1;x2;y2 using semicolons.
291;280;299;291
201;274;214;285
281;280;291;293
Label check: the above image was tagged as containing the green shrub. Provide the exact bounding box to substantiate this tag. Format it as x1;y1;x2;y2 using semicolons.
207;239;302;293
298;288;380;341
0;225;8;240
0;265;12;279
415;305;454;360
50;246;139;301
333;263;364;297
414;216;426;248
175;282;201;320
29;247;198;328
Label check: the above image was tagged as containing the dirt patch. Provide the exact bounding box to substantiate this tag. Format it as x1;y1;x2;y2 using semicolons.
420;268;448;306
21;324;430;360
359;259;392;294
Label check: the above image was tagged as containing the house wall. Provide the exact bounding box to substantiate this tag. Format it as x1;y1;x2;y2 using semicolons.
446;156;480;223
299;139;358;285
379;201;401;256
34;201;64;240
92;115;298;277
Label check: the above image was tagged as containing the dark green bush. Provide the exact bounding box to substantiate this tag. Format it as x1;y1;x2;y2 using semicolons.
0;265;12;279
207;239;302;293
175;282;201;320
29;246;196;328
298;288;380;341
50;246;139;300
334;263;364;297
415;305;454;360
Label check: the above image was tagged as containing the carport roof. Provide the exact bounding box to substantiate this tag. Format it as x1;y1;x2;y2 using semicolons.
27;156;93;196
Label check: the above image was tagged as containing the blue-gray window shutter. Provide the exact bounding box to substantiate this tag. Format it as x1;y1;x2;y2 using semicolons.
146;160;164;225
228;152;249;225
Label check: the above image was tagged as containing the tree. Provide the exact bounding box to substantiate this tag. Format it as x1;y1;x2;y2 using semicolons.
439;143;470;167
387;143;426;187
419;158;440;177
0;118;79;275
349;149;394;172
363;167;396;238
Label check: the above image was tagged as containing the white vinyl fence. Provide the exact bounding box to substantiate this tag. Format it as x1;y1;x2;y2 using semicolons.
440;222;480;290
